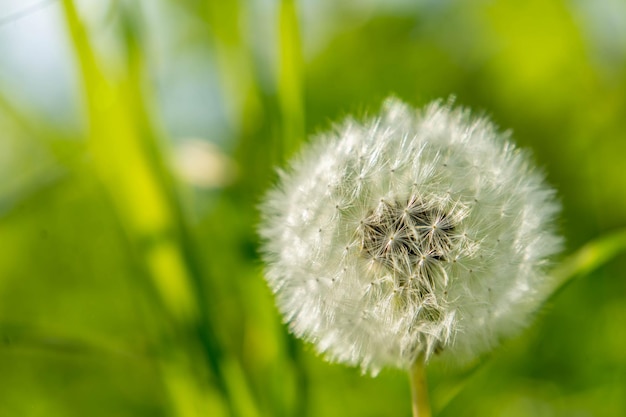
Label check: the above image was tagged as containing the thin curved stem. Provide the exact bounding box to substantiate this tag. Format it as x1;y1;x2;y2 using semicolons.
409;358;432;417
550;228;626;294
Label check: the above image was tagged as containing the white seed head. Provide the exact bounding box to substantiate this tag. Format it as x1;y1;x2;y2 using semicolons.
259;98;562;375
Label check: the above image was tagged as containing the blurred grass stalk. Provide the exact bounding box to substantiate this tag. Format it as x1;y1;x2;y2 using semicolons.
206;0;262;136
207;0;309;415
203;0;301;415
60;1;261;416
550;228;626;294
277;0;305;162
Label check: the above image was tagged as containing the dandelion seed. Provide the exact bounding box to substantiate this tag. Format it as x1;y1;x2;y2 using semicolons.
259;98;562;375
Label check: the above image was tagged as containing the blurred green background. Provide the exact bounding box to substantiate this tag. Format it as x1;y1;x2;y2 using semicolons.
1;0;625;416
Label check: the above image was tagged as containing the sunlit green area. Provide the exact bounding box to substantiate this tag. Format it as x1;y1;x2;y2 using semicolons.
1;0;625;416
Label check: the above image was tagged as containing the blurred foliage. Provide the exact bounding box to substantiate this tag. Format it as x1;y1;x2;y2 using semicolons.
1;0;625;416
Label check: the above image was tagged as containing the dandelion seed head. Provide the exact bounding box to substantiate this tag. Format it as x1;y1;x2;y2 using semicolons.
259;98;562;375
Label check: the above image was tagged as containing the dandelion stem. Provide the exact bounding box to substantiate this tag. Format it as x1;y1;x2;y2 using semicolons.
409;357;432;417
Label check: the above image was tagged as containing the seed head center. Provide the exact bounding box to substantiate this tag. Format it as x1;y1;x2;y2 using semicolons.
359;197;456;275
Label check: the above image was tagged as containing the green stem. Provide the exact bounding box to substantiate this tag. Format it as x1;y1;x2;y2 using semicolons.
409;358;432;417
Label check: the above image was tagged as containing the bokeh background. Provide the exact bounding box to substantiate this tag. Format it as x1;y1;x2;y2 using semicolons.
1;0;626;416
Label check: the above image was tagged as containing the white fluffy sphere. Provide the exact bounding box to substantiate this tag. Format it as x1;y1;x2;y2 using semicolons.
259;98;562;374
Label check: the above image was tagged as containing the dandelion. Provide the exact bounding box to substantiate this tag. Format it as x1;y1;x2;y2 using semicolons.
259;98;562;415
